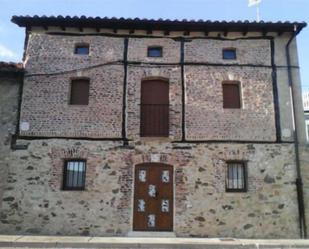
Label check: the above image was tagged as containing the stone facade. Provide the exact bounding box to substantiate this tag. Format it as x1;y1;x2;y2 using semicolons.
0;17;308;238
0;140;299;238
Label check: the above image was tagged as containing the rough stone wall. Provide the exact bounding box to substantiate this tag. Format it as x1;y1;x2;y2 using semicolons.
175;143;298;238
0;74;21;208
299;145;309;235
0;140;299;238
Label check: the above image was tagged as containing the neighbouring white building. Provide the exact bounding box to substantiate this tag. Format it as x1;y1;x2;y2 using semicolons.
303;92;309;141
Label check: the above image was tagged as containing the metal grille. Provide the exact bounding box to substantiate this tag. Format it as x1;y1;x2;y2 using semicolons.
63;160;86;190
140;104;169;137
226;162;246;192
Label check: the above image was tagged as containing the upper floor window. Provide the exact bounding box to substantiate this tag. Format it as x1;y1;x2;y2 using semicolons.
74;44;89;55
226;162;247;192
222;81;241;109
70;79;90;105
140;79;169;137
63;160;86;191
223;48;236;60
147;47;163;57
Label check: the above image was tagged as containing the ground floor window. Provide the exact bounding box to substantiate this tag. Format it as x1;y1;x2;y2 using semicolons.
63;160;86;190
226;161;246;192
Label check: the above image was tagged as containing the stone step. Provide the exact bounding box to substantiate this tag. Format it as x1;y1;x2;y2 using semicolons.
0;235;309;249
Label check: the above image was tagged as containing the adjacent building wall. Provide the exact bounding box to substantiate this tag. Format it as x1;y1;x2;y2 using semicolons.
0;68;22;208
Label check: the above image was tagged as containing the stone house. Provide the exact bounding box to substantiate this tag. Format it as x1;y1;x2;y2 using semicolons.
0;16;308;238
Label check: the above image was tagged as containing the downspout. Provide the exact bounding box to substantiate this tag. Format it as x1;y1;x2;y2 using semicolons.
11;27;29;149
122;38;129;146
285;24;307;238
180;38;186;142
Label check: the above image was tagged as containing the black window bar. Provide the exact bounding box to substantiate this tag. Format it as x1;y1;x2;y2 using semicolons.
226;162;247;192
63;160;86;190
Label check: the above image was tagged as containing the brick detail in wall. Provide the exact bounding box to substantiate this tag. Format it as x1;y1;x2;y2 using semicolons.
185;66;276;141
20;65;124;138
25;34;124;75
184;39;271;65
48;146;97;191
126;66;182;140
21;34;276;141
127;38;180;63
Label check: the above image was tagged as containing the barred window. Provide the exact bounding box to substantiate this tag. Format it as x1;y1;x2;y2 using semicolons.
63;160;86;190
226;162;246;192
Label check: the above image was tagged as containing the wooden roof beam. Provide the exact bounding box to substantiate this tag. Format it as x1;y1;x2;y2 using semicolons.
164;30;170;36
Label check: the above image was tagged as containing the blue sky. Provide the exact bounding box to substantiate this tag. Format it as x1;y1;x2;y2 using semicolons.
1;0;309;91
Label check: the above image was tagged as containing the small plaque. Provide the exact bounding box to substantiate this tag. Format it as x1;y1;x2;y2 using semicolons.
20;122;30;131
151;154;160;162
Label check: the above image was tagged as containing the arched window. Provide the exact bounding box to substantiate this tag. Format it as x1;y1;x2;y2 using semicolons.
140;79;169;137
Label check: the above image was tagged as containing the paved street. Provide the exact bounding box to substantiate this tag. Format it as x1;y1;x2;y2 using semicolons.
0;235;309;248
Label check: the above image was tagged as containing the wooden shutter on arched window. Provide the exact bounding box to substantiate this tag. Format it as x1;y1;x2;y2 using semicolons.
140;80;169;137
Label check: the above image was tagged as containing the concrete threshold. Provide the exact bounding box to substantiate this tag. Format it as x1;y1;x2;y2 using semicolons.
0;235;309;248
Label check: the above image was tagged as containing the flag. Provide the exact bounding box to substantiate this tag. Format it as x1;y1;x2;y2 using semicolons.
248;0;261;7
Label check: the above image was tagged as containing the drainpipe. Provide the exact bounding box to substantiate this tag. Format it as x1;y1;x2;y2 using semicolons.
285;24;307;238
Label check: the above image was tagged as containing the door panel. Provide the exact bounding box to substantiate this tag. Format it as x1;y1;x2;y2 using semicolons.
133;163;173;231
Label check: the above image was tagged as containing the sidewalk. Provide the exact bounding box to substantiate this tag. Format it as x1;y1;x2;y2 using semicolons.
0;235;309;248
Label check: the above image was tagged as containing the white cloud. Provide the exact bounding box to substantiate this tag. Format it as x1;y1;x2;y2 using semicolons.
0;43;17;60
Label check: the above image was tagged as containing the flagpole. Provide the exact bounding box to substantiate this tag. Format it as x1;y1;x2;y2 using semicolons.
256;4;260;22
248;0;262;22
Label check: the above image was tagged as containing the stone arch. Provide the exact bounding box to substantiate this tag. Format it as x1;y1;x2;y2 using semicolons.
141;76;169;83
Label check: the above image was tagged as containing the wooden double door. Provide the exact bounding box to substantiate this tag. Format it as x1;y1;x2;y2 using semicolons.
133;163;173;231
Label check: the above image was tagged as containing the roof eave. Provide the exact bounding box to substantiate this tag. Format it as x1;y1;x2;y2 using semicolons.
11;16;307;34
